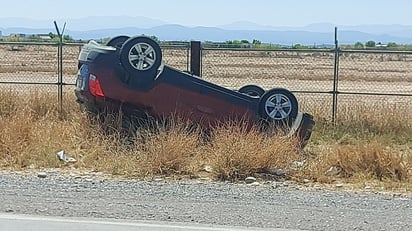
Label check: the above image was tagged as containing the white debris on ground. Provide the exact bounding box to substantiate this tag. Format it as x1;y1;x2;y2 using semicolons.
56;150;77;163
245;176;256;184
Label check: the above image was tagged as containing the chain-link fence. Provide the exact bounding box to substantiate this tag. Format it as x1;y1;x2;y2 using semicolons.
62;43;81;85
161;44;190;72
335;50;412;121
0;42;58;92
201;47;412;121
0;42;190;87
201;48;336;117
0;41;411;122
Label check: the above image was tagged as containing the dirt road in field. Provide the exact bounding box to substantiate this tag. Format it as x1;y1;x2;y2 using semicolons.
0;171;411;231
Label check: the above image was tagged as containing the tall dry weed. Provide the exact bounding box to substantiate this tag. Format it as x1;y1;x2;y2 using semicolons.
206;122;302;180
301;142;411;183
135;118;203;176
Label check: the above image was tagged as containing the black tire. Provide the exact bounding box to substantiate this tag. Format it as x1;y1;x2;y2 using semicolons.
119;36;162;81
239;85;265;97
258;88;298;124
106;35;130;49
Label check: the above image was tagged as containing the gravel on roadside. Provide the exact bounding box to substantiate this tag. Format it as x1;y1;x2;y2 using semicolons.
0;169;411;231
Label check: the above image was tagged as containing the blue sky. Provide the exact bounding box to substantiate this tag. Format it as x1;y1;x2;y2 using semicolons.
1;0;411;26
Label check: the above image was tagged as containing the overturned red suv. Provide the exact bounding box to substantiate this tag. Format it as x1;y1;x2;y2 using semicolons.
75;35;314;147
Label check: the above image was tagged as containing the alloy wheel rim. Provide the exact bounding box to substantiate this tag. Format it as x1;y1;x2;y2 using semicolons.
264;93;292;120
128;42;156;71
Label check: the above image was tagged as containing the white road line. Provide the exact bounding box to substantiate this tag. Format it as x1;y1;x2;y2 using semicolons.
0;213;303;231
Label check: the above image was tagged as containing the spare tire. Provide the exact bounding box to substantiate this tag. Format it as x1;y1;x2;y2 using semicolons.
239;85;265;97
106;35;130;49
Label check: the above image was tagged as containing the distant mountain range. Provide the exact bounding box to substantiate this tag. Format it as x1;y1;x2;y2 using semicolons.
2;16;412;45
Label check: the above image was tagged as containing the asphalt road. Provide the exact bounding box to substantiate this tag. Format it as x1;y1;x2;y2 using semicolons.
0;171;411;231
0;214;292;231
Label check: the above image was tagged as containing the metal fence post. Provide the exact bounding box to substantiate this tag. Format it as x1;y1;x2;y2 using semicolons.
186;45;190;72
190;41;201;76
332;27;340;124
58;41;63;114
54;21;65;116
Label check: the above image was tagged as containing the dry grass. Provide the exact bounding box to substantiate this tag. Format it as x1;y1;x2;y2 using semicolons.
204;123;301;180
0;91;411;191
0;91;300;180
299;99;412;189
299;142;411;183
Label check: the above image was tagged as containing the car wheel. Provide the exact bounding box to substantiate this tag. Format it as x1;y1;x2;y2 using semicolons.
259;88;298;124
239;85;265;97
119;36;162;81
106;35;130;49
